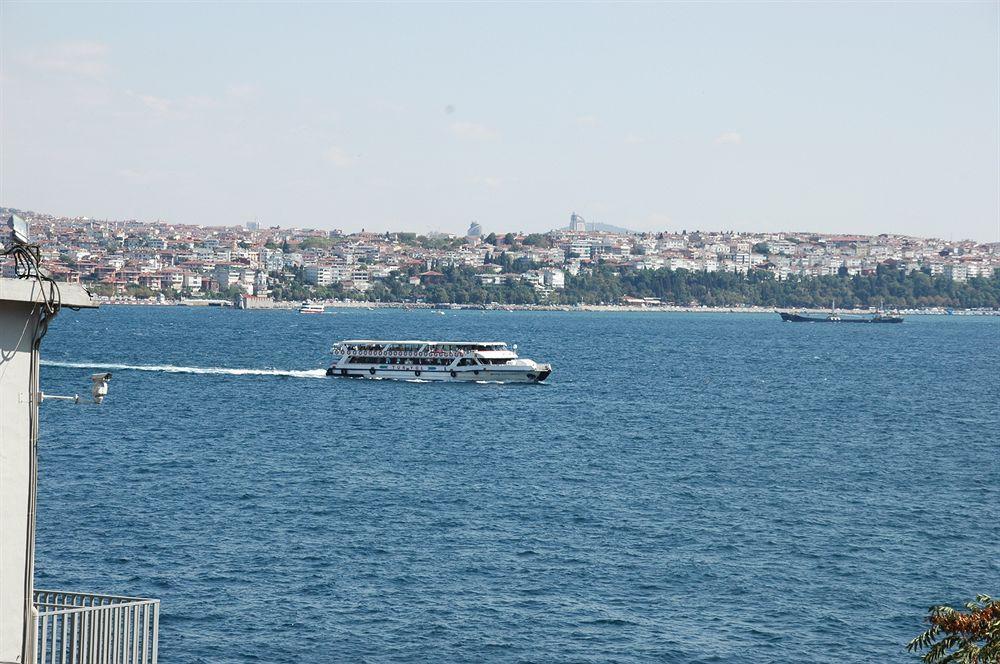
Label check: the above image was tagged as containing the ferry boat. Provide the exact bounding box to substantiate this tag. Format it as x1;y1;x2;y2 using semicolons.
326;340;552;382
299;301;326;314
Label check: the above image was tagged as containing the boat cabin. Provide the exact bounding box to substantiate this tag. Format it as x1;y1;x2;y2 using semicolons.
333;340;517;366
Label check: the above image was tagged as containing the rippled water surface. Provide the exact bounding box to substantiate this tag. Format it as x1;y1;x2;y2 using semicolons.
36;307;999;663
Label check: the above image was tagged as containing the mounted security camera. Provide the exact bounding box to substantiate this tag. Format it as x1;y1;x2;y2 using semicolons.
40;372;113;405
91;372;112;404
7;213;30;246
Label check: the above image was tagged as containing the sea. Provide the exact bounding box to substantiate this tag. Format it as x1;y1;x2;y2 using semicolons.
35;307;999;663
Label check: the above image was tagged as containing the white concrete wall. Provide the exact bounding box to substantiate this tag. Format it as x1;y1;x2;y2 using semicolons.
0;279;95;664
0;298;39;663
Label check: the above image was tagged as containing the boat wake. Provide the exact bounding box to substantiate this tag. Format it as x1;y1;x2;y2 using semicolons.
41;360;328;379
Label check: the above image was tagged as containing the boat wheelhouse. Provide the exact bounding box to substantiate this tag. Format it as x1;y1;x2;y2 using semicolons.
327;340;552;382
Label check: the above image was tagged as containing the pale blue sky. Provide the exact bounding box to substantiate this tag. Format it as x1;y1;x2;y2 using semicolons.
1;2;997;240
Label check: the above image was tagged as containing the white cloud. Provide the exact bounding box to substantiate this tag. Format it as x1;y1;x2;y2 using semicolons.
225;84;259;99
133;93;172;115
451;121;499;141
185;95;222;111
470;176;503;189
126;89;227;118
323;146;354;167
25;41;110;78
714;131;743;145
624;133;646;145
576;115;599;128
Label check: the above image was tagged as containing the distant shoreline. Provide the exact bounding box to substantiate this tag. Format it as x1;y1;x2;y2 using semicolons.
90;298;1000;316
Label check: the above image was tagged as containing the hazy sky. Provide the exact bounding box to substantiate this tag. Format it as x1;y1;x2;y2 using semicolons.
1;2;997;240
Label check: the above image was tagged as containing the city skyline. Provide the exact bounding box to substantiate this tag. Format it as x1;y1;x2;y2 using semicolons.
2;3;998;241
7;205;997;298
5;203;997;243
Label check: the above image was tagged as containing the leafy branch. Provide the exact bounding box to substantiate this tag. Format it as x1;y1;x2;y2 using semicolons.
907;595;999;663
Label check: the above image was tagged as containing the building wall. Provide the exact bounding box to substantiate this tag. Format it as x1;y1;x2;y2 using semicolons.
0;290;40;662
0;279;96;664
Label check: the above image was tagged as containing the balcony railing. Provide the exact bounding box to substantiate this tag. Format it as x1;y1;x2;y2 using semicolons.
32;590;159;664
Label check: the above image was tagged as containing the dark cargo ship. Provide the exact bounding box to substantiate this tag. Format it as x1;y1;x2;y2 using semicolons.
778;311;903;323
779;301;903;323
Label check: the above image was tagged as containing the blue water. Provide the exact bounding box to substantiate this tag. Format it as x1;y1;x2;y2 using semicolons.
36;308;999;663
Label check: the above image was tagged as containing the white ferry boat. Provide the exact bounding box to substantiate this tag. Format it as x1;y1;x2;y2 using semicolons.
299;301;326;314
326;340;552;382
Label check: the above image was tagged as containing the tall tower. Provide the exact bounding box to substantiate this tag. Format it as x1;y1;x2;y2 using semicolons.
570;212;587;232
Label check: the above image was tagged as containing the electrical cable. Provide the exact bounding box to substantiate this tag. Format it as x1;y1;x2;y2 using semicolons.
1;243;62;318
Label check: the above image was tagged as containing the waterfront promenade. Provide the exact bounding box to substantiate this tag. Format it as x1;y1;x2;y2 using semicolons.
92;297;999;316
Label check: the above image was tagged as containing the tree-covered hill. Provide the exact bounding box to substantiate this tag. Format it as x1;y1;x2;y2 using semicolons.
348;264;1000;309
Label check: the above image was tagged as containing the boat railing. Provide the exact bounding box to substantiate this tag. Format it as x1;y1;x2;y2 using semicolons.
32;590;160;664
334;345;514;359
348;350;467;358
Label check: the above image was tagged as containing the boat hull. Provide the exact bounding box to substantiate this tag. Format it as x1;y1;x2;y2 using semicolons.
779;312;903;323
326;365;551;383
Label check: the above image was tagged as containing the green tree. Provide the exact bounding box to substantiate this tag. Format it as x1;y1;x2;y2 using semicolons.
907;595;999;663
511;257;540;273
123;285;156;298
522;233;553;248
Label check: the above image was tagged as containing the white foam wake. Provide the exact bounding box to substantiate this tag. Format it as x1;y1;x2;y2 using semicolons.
41;360;328;379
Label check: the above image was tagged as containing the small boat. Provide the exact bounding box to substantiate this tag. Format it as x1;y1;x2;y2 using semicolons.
326;340;552;382
299;301;326;314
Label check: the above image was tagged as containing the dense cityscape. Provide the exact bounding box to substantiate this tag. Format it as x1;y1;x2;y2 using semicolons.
4;207;999;309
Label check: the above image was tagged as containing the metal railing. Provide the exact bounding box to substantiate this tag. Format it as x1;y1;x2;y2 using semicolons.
32;590;159;664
